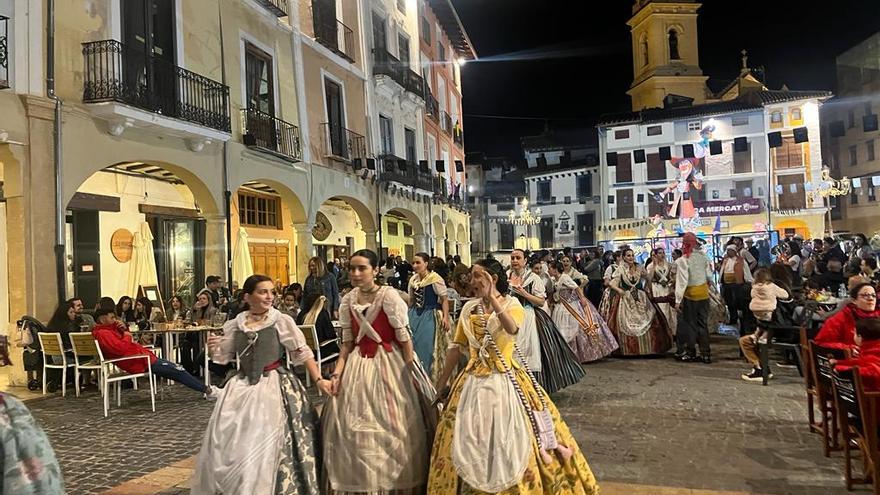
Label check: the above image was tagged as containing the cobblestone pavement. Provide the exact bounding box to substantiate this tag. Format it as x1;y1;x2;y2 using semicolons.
22;337;860;494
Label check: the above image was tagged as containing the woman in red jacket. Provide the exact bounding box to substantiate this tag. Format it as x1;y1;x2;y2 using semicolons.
815;282;880;352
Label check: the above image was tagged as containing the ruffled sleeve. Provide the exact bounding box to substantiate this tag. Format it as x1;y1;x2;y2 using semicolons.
275;313;314;366
339;291;354;343
210;320;239;365
557;273;579;290
432;278;448;299
382;287;412;342
529;275;547;299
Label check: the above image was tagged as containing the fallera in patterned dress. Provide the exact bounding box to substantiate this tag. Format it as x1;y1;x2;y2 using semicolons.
604;260;672;356
551;272;618;363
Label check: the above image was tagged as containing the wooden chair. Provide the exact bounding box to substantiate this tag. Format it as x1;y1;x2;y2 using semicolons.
37;333;75;397
94;343;156;417
299;324;340;387
801;328;821;434
68;332;103;397
757;301;809;385
811;340;849;457
832;367;880;493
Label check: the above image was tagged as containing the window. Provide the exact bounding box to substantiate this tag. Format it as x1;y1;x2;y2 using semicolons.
379;115;394;155
668;29;680;60
734;180;753;198
615;152;633;183
387;220;399;235
239;191;281;229
537;181;551;203
614;129;630;140
404;127;416;164
245;43;275;115
576;174;592;198
648;188;667;217
646;153;666;181
616;189;634;219
851;189;859;205
640;36;649;67
790;107;803;125
437;39;445;63
733;141;752;173
732;115;749;126
871;187;877;202
324;77;347;157
398;32;410;68
849;109;856;128
499;224;514;250
777;174;805;210
687;121;701;131
420;17;431;44
403;223;413;236
868;140;876;162
775;137;803;169
770;110;783;128
712;190;720;199
850;145;858;166
647;125;662;136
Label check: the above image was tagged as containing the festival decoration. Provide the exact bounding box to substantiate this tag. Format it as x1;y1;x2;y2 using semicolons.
653;125;713;233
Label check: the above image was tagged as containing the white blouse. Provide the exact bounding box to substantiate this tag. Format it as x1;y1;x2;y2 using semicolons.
211;307;314;366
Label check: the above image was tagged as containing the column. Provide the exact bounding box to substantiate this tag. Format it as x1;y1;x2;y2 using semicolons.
293;223;315;283
413;233;430;254
434;235;446;259
363;229;378;253
204;214;228;283
462;242;473;264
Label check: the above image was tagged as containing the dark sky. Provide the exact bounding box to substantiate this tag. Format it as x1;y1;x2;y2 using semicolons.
452;0;880;158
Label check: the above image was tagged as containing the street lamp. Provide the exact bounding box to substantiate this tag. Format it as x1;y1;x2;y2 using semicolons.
508;198;542;251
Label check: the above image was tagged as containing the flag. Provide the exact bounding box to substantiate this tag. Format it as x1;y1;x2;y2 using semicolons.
854;178;862;188
713;215;721;234
873;176;880;187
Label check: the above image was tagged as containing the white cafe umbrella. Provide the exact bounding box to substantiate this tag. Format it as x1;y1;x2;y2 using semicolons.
128;221;159;298
232;227;254;287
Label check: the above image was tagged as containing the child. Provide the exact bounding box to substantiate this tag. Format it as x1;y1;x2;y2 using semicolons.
738;268;790;382
833;317;880;392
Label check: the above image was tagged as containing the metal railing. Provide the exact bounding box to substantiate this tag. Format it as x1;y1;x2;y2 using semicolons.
453;125;464;147
378;155;435;192
241;108;302;162
425;83;439;122
0;15;8;89
373;49;424;99
82;40;230;132
321;123;366;161
312;0;355;62
253;0;289;16
441;111;452;135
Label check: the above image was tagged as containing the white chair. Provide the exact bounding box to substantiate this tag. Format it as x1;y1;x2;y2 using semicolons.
68;332;104;397
94;344;156;417
299;324;340;387
37;333;76;397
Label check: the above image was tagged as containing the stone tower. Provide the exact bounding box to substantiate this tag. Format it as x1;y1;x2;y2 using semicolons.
626;0;709;111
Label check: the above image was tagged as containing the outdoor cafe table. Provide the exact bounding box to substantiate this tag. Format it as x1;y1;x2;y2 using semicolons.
132;326;223;387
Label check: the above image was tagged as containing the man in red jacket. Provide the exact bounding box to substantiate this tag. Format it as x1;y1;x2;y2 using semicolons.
833;317;880;391
91;309;218;398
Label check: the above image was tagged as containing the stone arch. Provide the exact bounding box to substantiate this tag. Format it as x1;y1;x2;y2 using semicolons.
445;219;456;256
233;178;308;225
313;195;378;260
385;207;425;236
318;195;376;233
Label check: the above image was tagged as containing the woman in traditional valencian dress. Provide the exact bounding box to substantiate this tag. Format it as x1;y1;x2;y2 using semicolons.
606;248;672;356
429;259;599;494
194;274;327;495
549;261;618;363
408;252;452;380
598;251;623;319
647;247;677;336
323;249;430;494
508;249;585;394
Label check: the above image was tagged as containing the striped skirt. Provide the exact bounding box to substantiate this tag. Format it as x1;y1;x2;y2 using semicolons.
532;306;586;394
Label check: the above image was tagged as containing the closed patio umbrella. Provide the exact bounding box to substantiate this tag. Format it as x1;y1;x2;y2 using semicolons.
128;221;159;299
232;227;254;287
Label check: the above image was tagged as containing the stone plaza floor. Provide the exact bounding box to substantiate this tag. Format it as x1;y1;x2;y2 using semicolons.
18;336;863;494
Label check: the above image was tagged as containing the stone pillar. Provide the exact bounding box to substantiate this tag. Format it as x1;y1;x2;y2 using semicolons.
462;242;473;264
204;214;228;283
293;223;315;282
413;234;430;254
434;235;446;259
363;229;378;253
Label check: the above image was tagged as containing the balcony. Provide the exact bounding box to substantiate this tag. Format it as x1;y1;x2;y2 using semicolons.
253;0;289;17
425;84;439;122
0;15;8;89
373;49;424;99
312;0;355;63
321;123;366;162
453;125;464;148
378;155;435;192
82;40;231;136
241;108;302;162
440;110;453;135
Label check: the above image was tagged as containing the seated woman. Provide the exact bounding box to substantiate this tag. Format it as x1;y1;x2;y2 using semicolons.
815;282;880;352
133;297;165;347
295;292;339;373
166;296;189;322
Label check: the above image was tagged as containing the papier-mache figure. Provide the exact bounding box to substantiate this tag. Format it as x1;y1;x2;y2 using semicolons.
653;124;714;230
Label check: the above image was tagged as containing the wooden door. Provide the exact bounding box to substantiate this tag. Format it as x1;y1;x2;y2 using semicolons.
249;243;290;286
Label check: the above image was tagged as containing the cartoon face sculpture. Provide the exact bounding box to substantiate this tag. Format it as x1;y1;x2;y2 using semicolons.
694;124;715;159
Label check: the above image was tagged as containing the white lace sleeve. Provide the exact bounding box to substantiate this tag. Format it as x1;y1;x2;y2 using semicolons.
210;320;238;365
275;313;314;365
339;292;354;343
383;288;412;342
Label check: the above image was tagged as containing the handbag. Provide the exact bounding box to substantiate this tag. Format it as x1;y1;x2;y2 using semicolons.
476;303;573;465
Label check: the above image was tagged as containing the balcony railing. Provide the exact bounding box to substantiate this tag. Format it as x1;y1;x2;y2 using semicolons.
241;108;302;162
321;123;366;161
373;49;424;99
378;155;435;192
82;40;230;132
0;15;8;89
453;125;464;147
253;0;289;16
425;84;439;122
441;111;453;135
312;0;355;63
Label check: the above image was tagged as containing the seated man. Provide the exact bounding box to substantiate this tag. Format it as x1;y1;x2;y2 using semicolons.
91;308;218;398
833;317;880;391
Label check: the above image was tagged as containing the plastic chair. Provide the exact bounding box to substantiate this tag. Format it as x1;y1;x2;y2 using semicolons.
68;332;104;397
94;344;156;417
37;333;75;397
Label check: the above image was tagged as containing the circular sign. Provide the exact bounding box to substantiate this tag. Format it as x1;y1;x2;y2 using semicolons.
111;229;134;263
312;212;332;241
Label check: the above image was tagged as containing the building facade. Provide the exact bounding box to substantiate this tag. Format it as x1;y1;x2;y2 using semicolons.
0;0;474;387
821;32;880;235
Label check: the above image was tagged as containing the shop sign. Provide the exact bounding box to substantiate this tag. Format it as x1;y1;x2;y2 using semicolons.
110;229;134;263
693;198;763;216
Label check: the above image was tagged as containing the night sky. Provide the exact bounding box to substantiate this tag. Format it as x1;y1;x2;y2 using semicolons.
452;0;880;158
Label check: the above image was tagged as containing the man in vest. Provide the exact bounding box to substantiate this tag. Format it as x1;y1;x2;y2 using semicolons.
720;243;754;336
674;233;714;363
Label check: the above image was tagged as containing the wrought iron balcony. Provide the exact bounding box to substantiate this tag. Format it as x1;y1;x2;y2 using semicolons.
373;49;424;99
321;123;366;162
312;0;355;62
82;40;230;132
241;108;302;162
453;125;464;147
441;110;453;135
0;15;8;89
425;83;439;122
378;155;435;192
253;0;289;17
